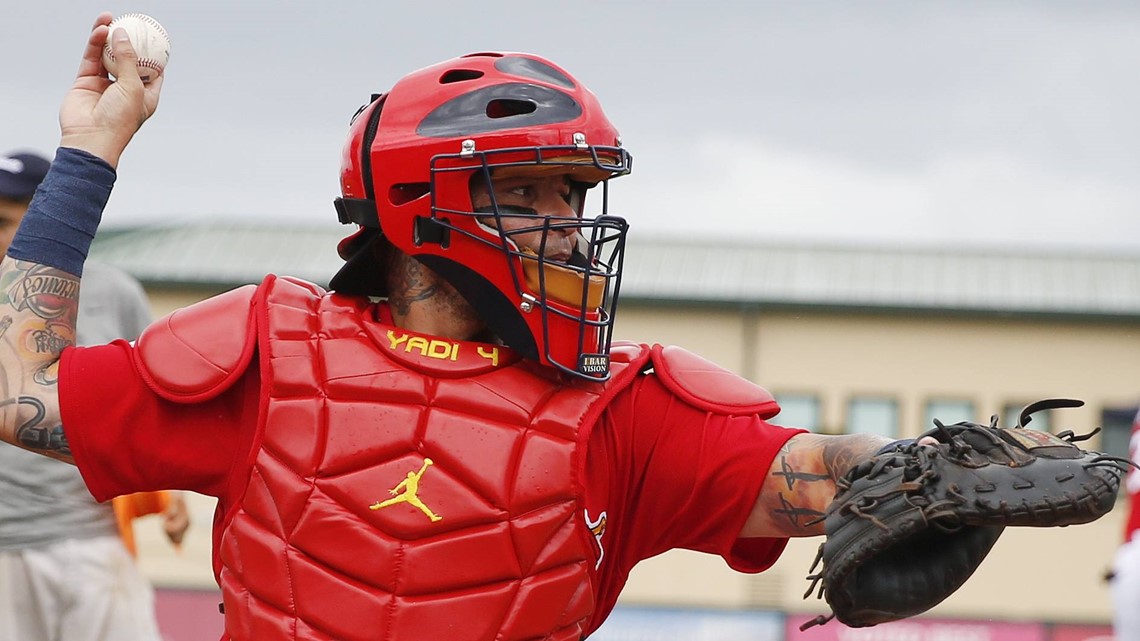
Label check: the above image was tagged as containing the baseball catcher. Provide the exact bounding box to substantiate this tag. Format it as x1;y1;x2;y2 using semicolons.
7;14;1135;641
801;398;1133;630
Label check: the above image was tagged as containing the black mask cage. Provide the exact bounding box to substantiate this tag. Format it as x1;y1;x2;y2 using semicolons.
420;144;632;380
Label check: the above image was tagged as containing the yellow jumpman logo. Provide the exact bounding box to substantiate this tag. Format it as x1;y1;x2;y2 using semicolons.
370;458;442;522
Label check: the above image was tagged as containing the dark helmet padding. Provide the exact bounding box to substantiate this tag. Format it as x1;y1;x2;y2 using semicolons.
329;230;390;297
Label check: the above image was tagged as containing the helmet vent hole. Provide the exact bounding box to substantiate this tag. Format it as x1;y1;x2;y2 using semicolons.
389;183;430;206
486;99;537;119
440;69;485;84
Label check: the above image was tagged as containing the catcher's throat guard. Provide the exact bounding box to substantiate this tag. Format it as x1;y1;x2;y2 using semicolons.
801;398;1134;630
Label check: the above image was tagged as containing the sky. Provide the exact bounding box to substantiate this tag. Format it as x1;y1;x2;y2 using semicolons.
3;1;1139;252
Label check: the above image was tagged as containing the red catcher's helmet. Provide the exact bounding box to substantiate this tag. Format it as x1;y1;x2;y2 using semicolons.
332;52;632;381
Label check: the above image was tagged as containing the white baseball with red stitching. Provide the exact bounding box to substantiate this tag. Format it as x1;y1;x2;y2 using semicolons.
101;13;171;84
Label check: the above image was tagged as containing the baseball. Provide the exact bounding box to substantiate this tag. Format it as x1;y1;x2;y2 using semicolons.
101;13;171;84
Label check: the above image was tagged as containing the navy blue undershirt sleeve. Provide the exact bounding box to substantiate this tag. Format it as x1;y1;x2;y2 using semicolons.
7;147;116;277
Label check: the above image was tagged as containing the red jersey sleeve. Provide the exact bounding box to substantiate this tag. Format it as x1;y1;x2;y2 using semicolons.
586;373;804;580
60;340;259;501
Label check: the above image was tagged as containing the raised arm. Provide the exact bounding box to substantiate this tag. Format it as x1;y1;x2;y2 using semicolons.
0;14;162;462
740;432;891;538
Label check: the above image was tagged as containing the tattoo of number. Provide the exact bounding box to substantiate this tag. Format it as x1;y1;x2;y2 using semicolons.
0;395;69;455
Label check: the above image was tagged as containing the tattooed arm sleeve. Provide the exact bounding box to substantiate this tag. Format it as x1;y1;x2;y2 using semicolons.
740;433;891;538
0;259;77;463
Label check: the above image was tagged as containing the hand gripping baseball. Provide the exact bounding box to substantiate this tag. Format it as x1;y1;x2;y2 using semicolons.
800;398;1134;630
59;13;164;169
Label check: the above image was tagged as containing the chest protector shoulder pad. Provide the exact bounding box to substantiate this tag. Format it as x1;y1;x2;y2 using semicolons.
133;283;260;403
649;344;780;418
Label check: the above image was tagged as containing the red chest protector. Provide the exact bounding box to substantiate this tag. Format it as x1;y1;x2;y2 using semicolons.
133;275;782;641
138;275;647;641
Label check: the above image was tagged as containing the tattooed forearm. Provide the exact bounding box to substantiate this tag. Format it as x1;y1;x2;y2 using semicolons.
744;433;893;538
745;436;835;536
769;437;831;532
0;259;77;462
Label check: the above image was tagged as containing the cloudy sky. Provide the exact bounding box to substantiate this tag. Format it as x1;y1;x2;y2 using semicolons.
3;1;1139;252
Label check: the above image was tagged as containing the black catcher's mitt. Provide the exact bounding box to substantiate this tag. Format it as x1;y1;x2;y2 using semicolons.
801;398;1133;630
